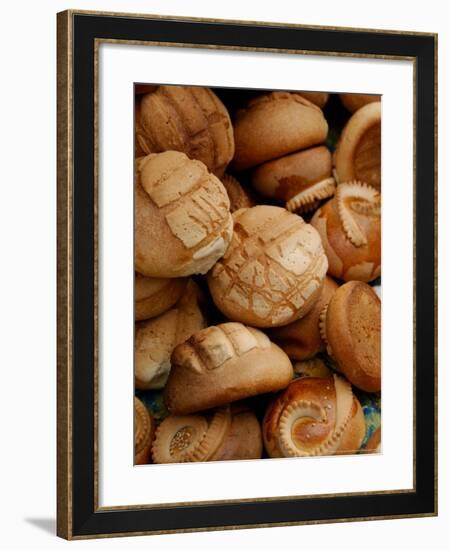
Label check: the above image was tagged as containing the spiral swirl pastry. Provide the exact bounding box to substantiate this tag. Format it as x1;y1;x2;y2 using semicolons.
263;375;365;458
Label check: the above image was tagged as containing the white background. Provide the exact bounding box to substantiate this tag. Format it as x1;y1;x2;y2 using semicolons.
0;0;446;548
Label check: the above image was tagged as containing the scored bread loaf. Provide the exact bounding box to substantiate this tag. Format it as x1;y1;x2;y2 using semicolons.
164;322;294;415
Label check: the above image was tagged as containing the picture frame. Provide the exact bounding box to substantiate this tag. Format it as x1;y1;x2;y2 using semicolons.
56;10;437;540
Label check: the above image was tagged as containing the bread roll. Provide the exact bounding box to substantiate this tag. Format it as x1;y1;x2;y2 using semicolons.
251;146;335;214
135;151;233;277
310;182;381;282
208;206;328;328
136;85;234;177
320;281;381;392
263;375;365;458
221;173;255;212
164;322;294;414
340;93;379;113
134;397;156;464
268;276;339;360
135;281;206;390
334;101;381;190
135;273;187;321
232;92;328;171
299;91;329;109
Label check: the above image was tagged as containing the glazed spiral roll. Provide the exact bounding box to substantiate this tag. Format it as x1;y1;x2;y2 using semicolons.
262;374;365;458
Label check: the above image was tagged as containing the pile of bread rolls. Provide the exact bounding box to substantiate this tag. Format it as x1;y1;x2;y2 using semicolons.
134;86;381;465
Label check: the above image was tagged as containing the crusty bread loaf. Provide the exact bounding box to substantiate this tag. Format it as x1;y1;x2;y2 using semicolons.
135;281;206;390
340;93;379;113
135;273;187;321
320;281;381;392
311;182;381;282
208;206;328;327
134;397;156;465
262;374;365;458
135;151;233;277
251;146;335;214
298;91;329;109
268;276;339;360
232;92;328;171
164;322;294;415
334;101;381;190
135;85;234;177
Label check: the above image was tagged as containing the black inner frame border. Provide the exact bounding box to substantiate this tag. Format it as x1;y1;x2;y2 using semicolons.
71;13;436;537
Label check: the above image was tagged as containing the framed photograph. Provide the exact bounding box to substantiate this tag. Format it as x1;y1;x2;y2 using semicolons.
57;10;437;540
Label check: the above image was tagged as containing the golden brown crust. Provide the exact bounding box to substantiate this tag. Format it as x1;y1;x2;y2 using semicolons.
135;151;233;277
135;281;206;390
339;93;380;114
134;273;187;321
221;174;256;212
335;396;366;454
211;403;263;461
134;397;156;465
310;182;381;282
136;85;234;177
298;92;329;109
263;375;361;458
208;206;328;328
324;281;381;392
152;406;231;463
268;276;339;360
334;102;381;190
164;322;294;415
251;146;335;214
232;92;328;171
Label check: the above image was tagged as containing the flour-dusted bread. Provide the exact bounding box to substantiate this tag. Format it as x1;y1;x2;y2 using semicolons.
135;273;187;321
263;374;365;458
135;151;233;277
232;92;328;171
135;85;235;177
310;182;381;282
320;281;381;392
208;206;328;327
135;281;207;390
134;397;156;465
334;101;381;190
164;322;294;415
251;145;336;214
268;276;339;360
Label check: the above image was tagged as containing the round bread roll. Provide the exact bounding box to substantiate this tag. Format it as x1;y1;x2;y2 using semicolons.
232;92;328;171
135;151;233;278
334;101;381;190
251;146;336;214
320;281;381;392
135;273;187;321
164;322;294;415
152;406;231;463
135;85;235;177
221;174;255;212
299;91;329;109
135;397;156;465
310;182;381;282
268;276;339;360
208;206;328;328
135;281;206;390
293;357;333;379
340;93;379;113
212;403;263;461
263;374;365;458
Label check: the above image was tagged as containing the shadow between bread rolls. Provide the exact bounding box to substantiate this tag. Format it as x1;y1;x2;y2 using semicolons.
133;84;382;465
